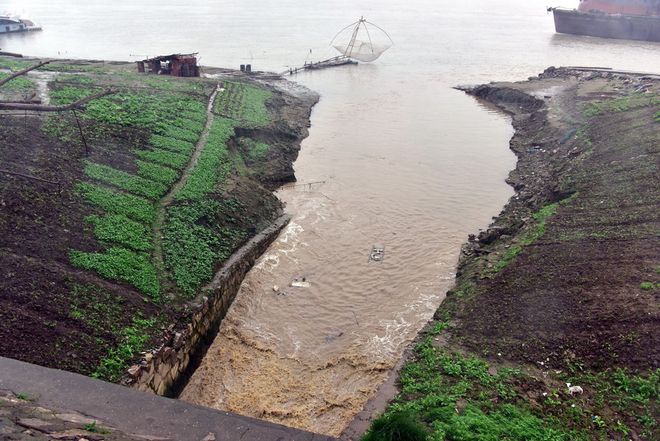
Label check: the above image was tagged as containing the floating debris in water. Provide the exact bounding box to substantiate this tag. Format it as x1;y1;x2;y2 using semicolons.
369;244;385;262
291;276;311;288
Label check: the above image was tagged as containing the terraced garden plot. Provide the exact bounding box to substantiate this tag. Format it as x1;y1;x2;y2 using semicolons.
213;81;272;127
0;56;313;384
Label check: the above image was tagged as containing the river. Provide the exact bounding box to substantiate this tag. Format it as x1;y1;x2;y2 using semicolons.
3;0;659;436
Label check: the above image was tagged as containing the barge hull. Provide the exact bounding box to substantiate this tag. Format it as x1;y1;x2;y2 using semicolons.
553;8;660;42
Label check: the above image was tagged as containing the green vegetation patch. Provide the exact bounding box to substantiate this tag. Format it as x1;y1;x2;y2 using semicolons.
134;148;189;170
76;182;155;224
362;411;428;441
214;81;272;127
450;281;476;298
149;134;195;154
239;137;270;161
0;72;35;90
241;85;272;127
84;162;167;200
50;86;102;105
157;125;199;143
136;160;179;186
86;214;153;251
141;75;208;95
180;110;206;123
92;315;157;382
57;74;96;85
68;283;126;335
375;335;588;441
177;117;235;200
486;200;565;276
163;200;246;296
558;367;659;439
169;117;205;134
583;93;660;117
639;281;657;290
49;86;206;132
0;57;33;71
70;248;160;299
41;62;103;73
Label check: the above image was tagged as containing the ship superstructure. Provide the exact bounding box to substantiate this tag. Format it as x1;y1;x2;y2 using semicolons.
0;16;41;34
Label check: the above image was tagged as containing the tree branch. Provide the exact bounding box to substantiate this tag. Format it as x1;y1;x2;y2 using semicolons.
0;60;52;88
0;89;115;112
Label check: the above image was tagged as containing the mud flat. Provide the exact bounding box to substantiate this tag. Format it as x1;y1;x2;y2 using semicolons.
0;56;317;389
357;68;659;440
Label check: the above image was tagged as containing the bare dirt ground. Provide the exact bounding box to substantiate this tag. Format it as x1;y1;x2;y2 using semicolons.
455;68;659;372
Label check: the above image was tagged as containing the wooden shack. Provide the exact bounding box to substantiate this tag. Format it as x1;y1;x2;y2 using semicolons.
136;53;200;77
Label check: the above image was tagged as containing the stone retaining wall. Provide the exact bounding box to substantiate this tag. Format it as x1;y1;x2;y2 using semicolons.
125;215;291;396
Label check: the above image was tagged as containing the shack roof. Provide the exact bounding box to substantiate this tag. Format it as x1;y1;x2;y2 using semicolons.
142;53;198;63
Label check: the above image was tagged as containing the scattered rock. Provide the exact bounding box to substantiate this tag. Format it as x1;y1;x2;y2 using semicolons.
17;417;56;431
49;429;104;440
55;413;98;426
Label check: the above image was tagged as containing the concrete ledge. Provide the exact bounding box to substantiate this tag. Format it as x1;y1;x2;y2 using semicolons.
0;356;335;441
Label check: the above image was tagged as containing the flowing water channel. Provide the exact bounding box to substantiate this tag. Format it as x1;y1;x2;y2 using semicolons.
3;0;659;436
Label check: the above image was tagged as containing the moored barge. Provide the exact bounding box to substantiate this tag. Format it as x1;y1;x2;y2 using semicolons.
0;16;42;34
549;0;660;42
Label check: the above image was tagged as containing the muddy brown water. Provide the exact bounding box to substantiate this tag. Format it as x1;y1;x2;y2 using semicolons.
4;0;660;436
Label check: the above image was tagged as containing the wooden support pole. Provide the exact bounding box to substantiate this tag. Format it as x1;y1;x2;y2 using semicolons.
0;89;115;111
71;108;89;156
0;168;59;185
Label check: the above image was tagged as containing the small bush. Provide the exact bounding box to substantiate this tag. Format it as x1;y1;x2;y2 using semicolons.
362;411;428;441
639;281;656;290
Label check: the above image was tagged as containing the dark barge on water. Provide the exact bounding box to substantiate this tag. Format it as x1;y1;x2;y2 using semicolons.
549;0;660;42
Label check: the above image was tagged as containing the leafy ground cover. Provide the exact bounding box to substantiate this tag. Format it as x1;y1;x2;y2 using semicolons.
70;247;160;299
92;315;158;382
0;72;35;90
214;81;272;126
365;332;588;441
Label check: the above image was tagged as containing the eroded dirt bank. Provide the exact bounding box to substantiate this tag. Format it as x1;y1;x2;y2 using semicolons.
0;56;317;383
357;68;659;440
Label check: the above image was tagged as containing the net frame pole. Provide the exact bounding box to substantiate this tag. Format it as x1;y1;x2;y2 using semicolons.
345;17;364;58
